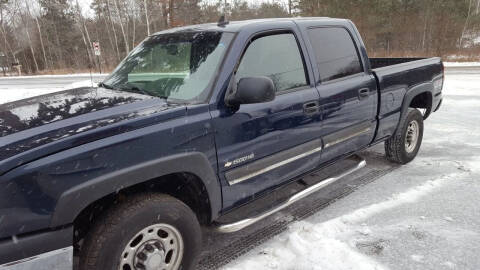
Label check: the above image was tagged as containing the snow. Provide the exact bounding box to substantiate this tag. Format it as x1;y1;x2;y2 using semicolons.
411;254;424;262
221;69;480;269
223;174;463;270
443;62;480;67
9;103;40;121
0;73;104;80
0;80;97;104
68;101;90;114
75;125;94;133
69;80;97;89
0;79;149;106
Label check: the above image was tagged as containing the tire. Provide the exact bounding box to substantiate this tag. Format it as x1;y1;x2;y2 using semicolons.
385;108;424;164
79;193;202;270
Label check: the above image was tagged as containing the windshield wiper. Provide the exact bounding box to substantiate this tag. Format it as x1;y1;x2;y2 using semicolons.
102;82;169;100
99;82;146;95
98;82;114;90
118;83;151;96
118;83;170;100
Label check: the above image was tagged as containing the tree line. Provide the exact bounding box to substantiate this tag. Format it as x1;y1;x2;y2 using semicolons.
0;0;479;75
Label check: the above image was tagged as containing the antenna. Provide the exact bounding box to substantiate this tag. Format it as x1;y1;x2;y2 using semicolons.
218;0;229;27
218;15;229;27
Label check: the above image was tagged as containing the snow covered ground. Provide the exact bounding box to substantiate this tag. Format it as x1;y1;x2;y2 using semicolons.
0;80;98;104
220;70;480;269
0;73;104;79
443;62;480;67
0;80;99;104
0;74;106;104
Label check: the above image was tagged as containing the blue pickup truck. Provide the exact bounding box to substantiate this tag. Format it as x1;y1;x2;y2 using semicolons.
0;18;443;270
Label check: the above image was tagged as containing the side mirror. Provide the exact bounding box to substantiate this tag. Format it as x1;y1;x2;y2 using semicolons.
225;76;275;106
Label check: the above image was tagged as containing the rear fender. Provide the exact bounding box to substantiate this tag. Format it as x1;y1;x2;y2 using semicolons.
400;83;433;123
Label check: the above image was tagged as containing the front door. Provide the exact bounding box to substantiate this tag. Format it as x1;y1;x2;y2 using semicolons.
212;31;322;210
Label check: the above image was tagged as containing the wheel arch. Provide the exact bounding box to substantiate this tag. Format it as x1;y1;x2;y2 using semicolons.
50;152;221;229
401;83;434;121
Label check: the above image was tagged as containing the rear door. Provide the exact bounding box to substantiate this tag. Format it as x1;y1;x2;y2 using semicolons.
212;30;322;210
303;26;377;162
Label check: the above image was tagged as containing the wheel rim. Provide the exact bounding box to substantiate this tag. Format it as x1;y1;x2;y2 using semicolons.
120;224;184;270
405;120;419;153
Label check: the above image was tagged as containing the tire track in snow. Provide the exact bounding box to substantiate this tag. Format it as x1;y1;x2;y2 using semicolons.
221;172;465;270
198;160;399;270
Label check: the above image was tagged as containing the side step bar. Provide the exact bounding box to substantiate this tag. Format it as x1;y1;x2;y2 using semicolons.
215;158;367;233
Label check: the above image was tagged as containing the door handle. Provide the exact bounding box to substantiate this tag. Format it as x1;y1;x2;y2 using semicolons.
303;101;319;115
358;88;370;99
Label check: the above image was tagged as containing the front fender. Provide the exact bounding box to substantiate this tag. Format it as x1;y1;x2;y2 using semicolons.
50;152;221;227
0;104;219;238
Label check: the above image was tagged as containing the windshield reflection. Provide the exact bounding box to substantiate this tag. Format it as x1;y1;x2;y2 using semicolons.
103;31;234;102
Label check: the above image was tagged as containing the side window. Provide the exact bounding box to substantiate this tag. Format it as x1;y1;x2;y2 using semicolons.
236;33;308;92
307;27;363;82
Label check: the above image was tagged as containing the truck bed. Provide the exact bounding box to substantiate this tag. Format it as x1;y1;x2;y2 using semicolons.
370;57;427;69
370;57;444;142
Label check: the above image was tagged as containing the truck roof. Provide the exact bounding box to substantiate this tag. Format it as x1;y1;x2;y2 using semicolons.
152;17;351;35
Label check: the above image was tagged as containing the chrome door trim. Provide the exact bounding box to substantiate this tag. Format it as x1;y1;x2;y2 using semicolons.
228;146;323;185
216;157;366;232
225;138;323;185
324;127;371;148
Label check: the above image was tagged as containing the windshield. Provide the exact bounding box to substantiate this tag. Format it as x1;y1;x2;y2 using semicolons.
102;31;234;102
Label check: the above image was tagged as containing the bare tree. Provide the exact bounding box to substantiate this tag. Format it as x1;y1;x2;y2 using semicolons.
18;0;40;72
460;0;474;47
144;0;150;35
113;0;129;54
106;0;121;61
75;0;96;69
26;0;49;70
0;0;479;75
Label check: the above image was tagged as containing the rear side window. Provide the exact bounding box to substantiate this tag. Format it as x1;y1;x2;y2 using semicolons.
236;33;308;92
307;27;363;82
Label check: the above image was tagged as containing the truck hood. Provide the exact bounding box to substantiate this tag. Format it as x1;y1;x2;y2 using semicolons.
0;87;185;174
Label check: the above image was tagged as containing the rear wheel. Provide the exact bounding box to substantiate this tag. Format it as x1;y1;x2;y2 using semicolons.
79;193;201;270
385;108;424;164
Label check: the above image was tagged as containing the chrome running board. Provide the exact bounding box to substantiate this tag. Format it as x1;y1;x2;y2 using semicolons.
215;158;366;233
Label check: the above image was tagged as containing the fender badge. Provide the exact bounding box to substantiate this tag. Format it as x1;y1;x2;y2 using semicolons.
224;153;254;168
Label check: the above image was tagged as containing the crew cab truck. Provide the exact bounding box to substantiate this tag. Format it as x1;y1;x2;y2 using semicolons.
0;17;443;270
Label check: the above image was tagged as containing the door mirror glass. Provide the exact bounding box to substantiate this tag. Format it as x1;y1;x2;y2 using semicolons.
226;76;275;106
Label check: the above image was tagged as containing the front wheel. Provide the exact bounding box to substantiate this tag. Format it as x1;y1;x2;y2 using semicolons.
79;193;202;270
385;108;424;164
